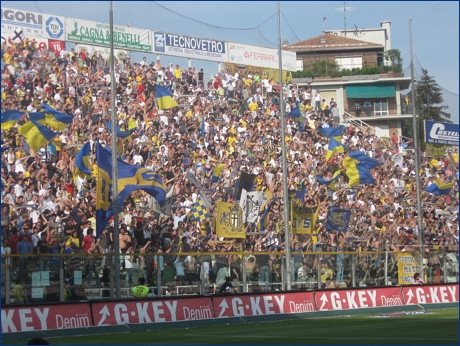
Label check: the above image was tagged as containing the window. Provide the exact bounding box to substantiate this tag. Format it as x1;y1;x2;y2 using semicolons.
335;56;363;70
374;98;388;116
296;59;304;71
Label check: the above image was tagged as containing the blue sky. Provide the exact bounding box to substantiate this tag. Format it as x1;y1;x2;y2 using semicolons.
3;1;459;121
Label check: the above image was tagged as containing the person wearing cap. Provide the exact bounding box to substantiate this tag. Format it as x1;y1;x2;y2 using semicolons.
220;276;238;294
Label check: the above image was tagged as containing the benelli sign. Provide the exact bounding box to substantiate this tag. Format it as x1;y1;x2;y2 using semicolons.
1;8;64;39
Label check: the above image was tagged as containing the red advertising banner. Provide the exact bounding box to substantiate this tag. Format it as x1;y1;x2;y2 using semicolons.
91;297;213;326
314;287;404;311
48;39;65;54
213;292;316;318
1;303;91;333
402;284;459;305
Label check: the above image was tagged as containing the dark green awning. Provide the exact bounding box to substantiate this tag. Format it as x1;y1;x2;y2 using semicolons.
346;85;396;98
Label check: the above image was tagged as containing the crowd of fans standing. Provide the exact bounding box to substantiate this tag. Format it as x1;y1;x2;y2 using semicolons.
1;39;458;300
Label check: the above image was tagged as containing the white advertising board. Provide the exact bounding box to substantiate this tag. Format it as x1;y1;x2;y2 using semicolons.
1;7;65;40
152;31;227;63
66;18;152;52
227;42;297;71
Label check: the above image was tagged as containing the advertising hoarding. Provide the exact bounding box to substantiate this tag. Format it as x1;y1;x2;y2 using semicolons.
66;18;151;52
1;7;65;40
227;42;297;71
424;120;459;146
152;31;227;63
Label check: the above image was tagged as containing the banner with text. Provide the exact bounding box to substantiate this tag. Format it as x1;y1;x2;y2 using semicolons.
76;44;130;62
92;297;213;326
424;120;459;146
1;7;65;40
66;18;151;52
213;292;316;318
397;252;421;285
227;42;297;71
152;31;227;63
402;284;458;305
314;287;404;311
1;303;91;333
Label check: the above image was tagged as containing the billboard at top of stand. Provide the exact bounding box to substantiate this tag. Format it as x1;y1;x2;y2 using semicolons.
424;120;459;146
1;7;65;40
152;31;227;63
66;18;152;53
227;42;297;71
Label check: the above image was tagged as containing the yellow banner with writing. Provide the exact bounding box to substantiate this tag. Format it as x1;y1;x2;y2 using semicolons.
397;252;421;285
291;203;319;234
425;143;447;158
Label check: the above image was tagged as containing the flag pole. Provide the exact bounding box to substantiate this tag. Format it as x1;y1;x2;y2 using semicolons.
109;1;121;299
277;1;292;290
409;19;425;273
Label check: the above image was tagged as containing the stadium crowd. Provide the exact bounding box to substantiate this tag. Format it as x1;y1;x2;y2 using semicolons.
1;39;459;301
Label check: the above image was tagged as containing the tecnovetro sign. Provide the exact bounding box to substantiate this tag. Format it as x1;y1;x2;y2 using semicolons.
424;120;459;146
153;31;227;63
1;7;64;40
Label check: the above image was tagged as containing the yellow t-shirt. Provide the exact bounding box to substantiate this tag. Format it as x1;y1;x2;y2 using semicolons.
248;102;258;112
174;68;182;79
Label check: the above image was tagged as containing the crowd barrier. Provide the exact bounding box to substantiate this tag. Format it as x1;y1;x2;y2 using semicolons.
2;283;458;333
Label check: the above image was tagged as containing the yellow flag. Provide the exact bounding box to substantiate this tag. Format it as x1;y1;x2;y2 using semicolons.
216;201;245;239
291;202;319;234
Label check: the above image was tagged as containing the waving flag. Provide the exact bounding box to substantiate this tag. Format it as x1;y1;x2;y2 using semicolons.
1;110;24;130
240;189;263;223
424;178;455;195
18;120;56;151
30;104;74;131
107;122;135;139
286;101;301;118
259;199;275;231
96;143;167;237
150;184;175;216
74;142;92;181
348;151;381;170
185;172;213;210
326;206;351;232
189;198;209;221
318;126;345;161
216;201;245;239
156;85;178;110
317;170;342;191
343;158;375;186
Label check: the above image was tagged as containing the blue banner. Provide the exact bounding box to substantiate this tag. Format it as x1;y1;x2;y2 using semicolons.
424;120;459;146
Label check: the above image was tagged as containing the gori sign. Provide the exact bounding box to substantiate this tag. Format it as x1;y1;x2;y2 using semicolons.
66;18;151;52
1;7;65;40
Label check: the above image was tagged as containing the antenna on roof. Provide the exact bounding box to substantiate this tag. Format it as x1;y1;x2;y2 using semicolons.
335;2;354;37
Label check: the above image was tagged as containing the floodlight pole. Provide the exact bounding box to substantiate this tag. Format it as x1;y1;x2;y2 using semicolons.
278;1;292;291
110;1;121;299
409;19;425;272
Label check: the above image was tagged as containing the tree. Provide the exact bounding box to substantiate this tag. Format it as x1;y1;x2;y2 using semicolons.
401;69;451;149
385;49;403;72
416;68;450;121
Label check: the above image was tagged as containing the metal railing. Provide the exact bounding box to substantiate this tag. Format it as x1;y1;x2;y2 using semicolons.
1;250;457;305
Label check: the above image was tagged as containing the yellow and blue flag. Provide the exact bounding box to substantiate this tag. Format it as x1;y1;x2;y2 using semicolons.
318;126;345;161
18;119;56;151
189;198;209;221
259;199;275;231
29;104;74;131
106;122;135;139
156;85;178;110
343;156;375;187
424;178;455;195
347;151;381;170
291;202;319;234
1;110;24;130
74;142;92;181
96;142;167;237
326;206;351;232
317;170;342;191
216;201;245;239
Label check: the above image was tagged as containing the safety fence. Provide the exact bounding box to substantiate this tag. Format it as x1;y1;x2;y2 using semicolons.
2;250;458;306
1;283;458;333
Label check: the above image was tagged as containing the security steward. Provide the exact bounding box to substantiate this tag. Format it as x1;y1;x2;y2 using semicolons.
219;276;238;294
132;277;149;298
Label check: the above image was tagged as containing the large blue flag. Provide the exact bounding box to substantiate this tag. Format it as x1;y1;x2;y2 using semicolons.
424;178;455;195
347;151;381;170
326;206;351;232
96;143;167;237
